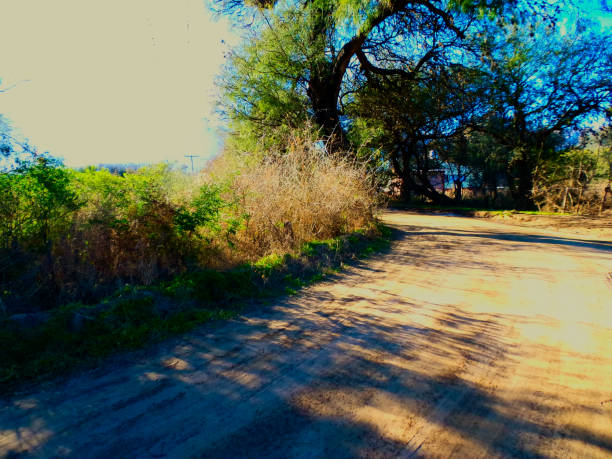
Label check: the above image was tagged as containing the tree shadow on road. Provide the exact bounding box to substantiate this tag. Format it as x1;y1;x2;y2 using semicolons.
2;222;611;458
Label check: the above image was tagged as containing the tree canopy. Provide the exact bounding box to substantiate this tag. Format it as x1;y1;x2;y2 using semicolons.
215;0;611;209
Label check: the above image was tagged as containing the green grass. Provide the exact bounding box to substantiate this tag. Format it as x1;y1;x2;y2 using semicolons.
396;202;571;216
507;210;571;216
0;223;392;391
474;209;571;216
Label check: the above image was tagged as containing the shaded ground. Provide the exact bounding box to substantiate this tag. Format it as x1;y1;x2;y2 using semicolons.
472;210;612;240
1;211;611;458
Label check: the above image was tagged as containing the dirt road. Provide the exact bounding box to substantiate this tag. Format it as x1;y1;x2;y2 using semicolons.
2;211;611;458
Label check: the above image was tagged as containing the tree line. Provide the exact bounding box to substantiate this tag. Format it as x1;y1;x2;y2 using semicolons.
214;0;612;210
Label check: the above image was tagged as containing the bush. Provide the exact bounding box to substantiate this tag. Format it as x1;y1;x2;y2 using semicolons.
0;129;379;315
0;158;81;313
222;129;379;258
0;163;228;314
0;157;79;251
52;166;226;303
533;149;609;214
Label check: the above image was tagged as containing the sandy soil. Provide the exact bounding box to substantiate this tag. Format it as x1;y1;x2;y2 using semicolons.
1;211;611;458
473;211;612;240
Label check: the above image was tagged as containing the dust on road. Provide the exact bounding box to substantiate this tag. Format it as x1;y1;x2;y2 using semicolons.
2;211;611;458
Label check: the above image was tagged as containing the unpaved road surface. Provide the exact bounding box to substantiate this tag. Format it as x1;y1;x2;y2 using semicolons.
2;211;612;458
473;211;612;240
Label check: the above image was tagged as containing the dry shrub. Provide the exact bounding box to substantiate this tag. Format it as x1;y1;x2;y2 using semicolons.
31;167;222;309
54;201;189;298
1;130;379;314
533;180;611;215
227;132;379;258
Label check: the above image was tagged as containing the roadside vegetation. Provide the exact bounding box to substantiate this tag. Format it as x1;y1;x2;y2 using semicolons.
1;0;611;388
214;0;611;213
0;128;379;313
0;128;386;388
0;223;390;389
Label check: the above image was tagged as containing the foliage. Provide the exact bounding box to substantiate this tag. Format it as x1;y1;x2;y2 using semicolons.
0;162;228;313
216;0;610;210
0;157;80;251
216;0;517;152
175;184;225;234
0;223;391;389
594;124;612;182
533;132;612;213
0;126;378;315
216;4;313;153
474;20;612;208
348;64;486;202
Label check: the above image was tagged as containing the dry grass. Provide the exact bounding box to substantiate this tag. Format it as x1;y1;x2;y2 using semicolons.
220;132;379;259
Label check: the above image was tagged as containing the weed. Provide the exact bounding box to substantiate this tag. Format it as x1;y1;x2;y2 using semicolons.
0;224;392;391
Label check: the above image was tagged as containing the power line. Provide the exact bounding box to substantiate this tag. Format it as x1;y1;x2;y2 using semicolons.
185;154;200;173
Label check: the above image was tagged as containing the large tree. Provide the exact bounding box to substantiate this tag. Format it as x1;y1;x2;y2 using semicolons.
215;0;607;211
347;64;486;202
215;0;525;152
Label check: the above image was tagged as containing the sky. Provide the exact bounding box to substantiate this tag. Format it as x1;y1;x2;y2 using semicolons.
0;1;610;170
0;0;237;169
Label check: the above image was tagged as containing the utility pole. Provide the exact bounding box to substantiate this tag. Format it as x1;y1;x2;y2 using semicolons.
184;154;200;173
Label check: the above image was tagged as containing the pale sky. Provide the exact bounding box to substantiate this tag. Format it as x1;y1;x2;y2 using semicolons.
1;1;609;170
0;0;236;169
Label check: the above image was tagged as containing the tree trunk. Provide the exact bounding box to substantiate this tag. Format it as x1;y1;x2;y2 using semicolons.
511;158;537;210
400;177;412;202
304;1;418;155
307;76;348;153
561;187;569;212
600;184;610;215
576;185;585;214
454;180;462;202
413;173;454;205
